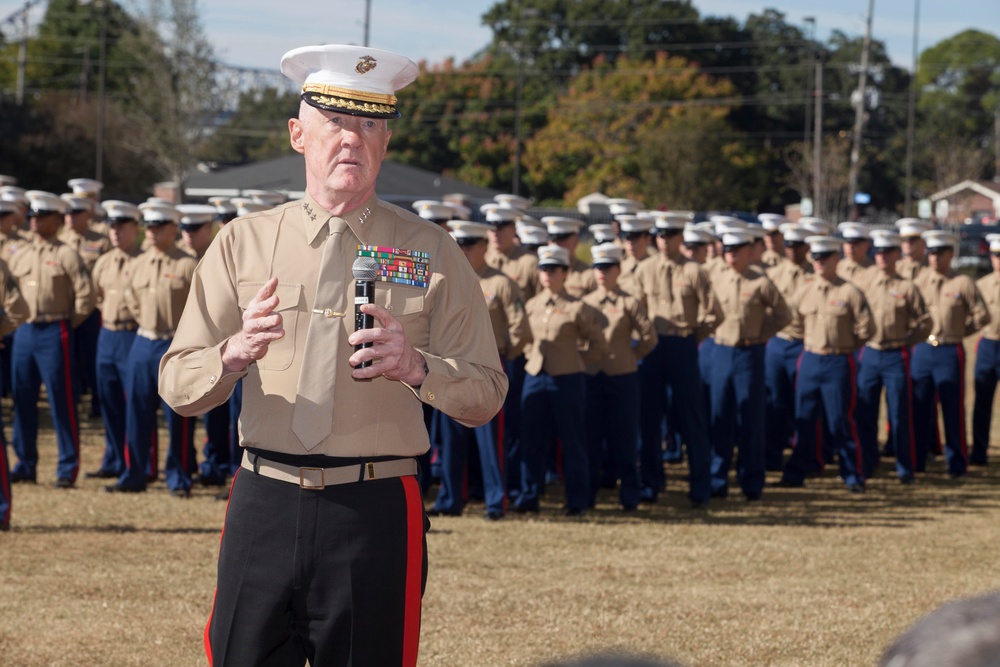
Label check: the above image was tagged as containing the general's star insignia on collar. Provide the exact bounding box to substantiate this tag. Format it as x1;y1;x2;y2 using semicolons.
302;202;317;222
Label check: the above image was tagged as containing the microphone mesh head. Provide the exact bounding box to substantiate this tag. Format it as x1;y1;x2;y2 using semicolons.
352;256;379;281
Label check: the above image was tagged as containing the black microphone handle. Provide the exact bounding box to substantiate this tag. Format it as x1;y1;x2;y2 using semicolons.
354;278;375;368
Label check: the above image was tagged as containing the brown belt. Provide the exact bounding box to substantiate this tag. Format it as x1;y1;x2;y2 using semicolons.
866;340;908;351
717;339;766;348
103;321;138;332
137;327;175;341
32;313;69;324
804;346;856;356
241;450;418;490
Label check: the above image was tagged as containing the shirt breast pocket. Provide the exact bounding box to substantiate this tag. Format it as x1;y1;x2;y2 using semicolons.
376;284;427;345
237;282;303;372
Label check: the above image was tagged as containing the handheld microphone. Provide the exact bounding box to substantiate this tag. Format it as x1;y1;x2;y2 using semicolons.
352;256;379;368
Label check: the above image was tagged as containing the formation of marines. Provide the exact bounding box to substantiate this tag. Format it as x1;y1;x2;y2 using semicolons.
0;177;997;529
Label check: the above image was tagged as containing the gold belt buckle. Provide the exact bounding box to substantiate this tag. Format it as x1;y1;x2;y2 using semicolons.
366;462;376;480
298;466;326;490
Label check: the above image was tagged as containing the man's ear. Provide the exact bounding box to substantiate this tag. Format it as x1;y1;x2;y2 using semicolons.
289;118;305;155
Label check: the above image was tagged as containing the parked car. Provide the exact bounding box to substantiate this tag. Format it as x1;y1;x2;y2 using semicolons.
952;222;994;276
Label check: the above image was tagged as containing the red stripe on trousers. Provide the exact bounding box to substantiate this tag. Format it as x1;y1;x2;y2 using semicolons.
496;410;506;513
902;347;917;470
401;475;423;667
59;321;80;481
847;354;863;480
204;469;241;666
957;345;968;463
0;447;10;527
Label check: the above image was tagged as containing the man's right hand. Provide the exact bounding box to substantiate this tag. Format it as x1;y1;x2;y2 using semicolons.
221;277;284;373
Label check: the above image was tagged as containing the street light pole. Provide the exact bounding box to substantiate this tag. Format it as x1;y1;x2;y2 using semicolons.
847;0;875;221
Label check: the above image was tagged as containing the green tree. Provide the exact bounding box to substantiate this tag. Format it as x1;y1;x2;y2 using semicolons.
522;52;743;206
200;87;300;165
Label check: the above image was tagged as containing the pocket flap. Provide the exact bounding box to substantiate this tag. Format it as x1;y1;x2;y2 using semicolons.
237;282;303;312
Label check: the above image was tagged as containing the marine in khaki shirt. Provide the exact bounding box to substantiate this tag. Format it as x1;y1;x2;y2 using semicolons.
159;193;507;459
92;242;141;330
633;240;722;341
977;265;1000;342
486;241;539;303
523;281;607;376
0;202;30;264
126;243;197;336
712;262;791;346
0;257;29;337
543;216;597;299
59;196;111;272
857;259;931;350
582;283;656;376
914;258;990;344
791;267;873;354
766;241;814;341
9;227;95;327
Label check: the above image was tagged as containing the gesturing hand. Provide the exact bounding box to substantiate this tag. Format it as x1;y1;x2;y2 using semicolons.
222;277;285;373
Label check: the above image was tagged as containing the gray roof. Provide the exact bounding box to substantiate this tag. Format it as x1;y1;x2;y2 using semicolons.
184;154;502;206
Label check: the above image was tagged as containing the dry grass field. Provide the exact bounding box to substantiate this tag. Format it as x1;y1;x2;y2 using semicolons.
2;342;1000;667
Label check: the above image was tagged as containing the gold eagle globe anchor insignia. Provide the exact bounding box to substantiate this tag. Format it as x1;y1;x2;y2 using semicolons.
355;56;378;75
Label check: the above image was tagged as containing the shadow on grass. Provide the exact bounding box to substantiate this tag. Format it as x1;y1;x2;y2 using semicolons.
495;461;1000;529
12;524;222;535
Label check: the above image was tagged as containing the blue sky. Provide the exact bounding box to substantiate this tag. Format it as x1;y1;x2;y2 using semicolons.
3;0;998;73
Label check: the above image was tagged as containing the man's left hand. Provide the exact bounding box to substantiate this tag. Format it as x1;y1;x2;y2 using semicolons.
348;303;427;386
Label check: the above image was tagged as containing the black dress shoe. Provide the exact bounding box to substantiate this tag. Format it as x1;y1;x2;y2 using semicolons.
711;488;729;499
484;510;504;521
84;470;119;480
212;488;231;502
563;507;586;517
774;479;804;488
512;503;539;514
899;474;916;485
689;499;710;509
846;482;866;494
745;492;762;502
0;523;8;532
170;488;191;499
103;484;145;494
53;478;75;489
10;471;35;484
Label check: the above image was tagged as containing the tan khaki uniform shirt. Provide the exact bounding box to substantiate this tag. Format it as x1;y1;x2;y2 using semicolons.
977;271;1000;341
486;245;539;302
767;258;814;340
92;246;141;329
582;286;656;375
837;256;874;285
914;269;990;344
59;227;110;272
859;271;931;349
633;253;723;340
761;248;783;269
523;288;607;376
126;245;196;334
159;194;507;459
477;263;531;360
564;256;597;299
8;237;95;327
896;255;927;282
0;229;30;265
618;253;649;297
792;274;874;354
0;258;29;337
712;266;791;346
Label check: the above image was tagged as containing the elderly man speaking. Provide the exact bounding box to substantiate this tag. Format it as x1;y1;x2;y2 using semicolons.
159;44;507;667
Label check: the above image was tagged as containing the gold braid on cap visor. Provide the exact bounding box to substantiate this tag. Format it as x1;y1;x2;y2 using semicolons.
302;83;397;115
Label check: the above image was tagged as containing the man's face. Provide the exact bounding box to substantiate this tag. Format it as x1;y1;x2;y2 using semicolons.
550;232;578;253
289;105;391;206
902;237;925;261
875;247;900;272
622;232;649;258
842;239;869;261
181;224;213;255
0;212;16;235
724;245;752;271
108;221;138;250
150;222;178;251
764;231;783;252
488;223;516;253
459;239;488;267
65;209;91;234
30;210;62;240
928;248;952;273
812;252;838;277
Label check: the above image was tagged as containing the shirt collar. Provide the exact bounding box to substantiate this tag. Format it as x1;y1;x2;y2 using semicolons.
302;192;378;246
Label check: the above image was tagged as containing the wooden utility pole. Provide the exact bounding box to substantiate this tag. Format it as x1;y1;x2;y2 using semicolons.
847;0;875;220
